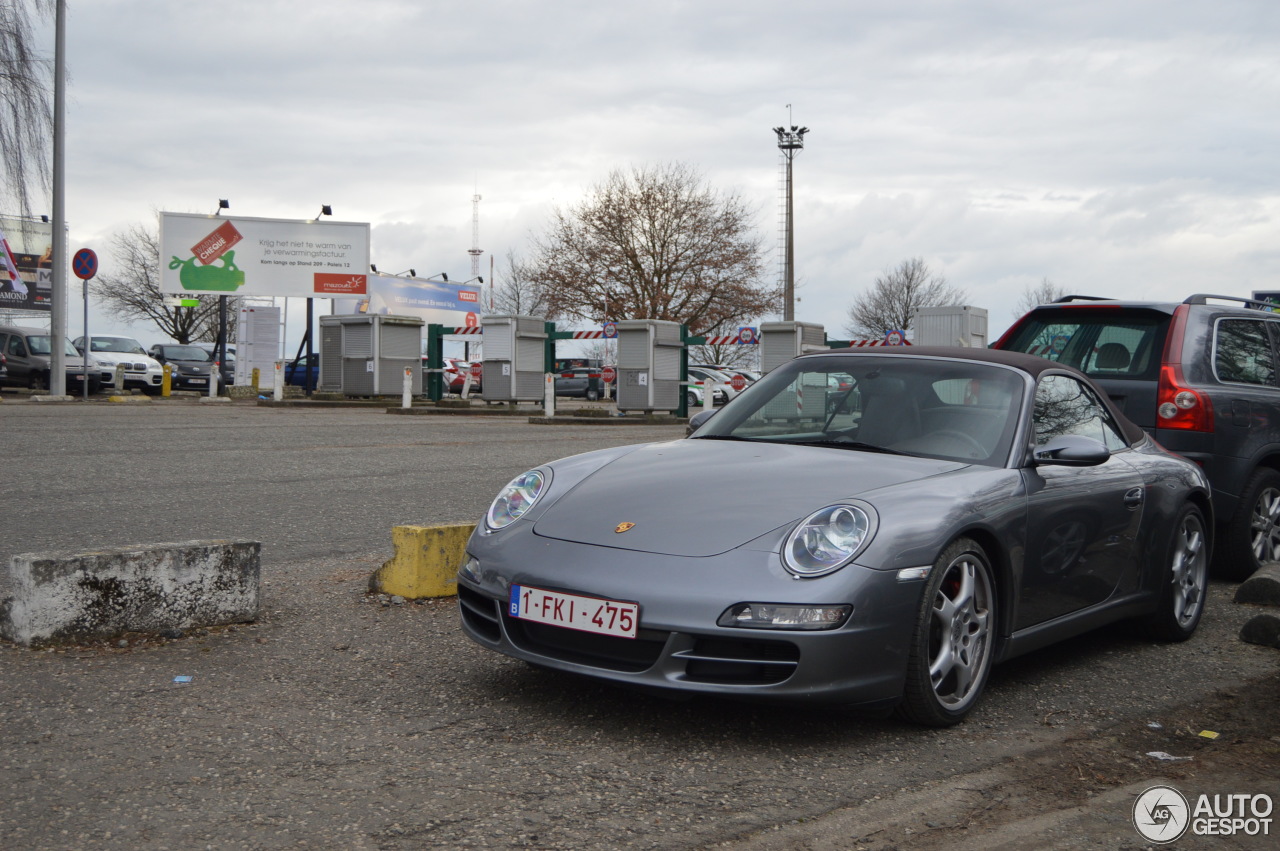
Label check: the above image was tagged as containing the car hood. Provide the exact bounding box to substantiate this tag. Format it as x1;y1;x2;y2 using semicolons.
532;439;968;557
89;352;157;367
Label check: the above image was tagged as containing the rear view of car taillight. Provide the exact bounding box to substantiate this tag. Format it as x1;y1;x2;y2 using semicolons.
1157;363;1213;431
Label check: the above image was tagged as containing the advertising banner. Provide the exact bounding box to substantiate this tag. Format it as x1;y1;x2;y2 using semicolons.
0;216;53;311
335;273;482;328
159;212;371;298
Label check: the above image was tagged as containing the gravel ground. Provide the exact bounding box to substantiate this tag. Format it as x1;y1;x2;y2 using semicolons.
2;557;1276;850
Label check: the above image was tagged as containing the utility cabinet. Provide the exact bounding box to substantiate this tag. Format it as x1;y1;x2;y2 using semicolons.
760;321;827;372
318;314;424;396
911;306;988;348
616;319;683;412
480;315;547;402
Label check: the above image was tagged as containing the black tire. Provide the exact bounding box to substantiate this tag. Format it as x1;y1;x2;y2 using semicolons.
1219;467;1280;581
1141;504;1209;642
686;391;697;409
28;370;49;391
586;388;600;402
896;537;997;727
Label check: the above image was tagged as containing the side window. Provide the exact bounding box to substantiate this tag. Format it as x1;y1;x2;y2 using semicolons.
1215;319;1276;386
7;335;26;357
1034;375;1127;450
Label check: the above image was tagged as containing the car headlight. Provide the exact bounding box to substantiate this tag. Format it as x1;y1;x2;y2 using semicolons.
783;503;876;577
485;469;549;531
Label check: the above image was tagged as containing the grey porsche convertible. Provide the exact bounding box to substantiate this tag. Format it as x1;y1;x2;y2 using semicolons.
457;347;1212;726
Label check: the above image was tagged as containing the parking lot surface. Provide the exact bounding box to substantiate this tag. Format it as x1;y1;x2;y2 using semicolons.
1;401;1277;849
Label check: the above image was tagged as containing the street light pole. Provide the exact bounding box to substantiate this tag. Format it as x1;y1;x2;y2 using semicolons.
773;124;809;323
50;0;68;395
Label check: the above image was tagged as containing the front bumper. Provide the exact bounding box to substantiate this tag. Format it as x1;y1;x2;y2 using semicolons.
98;369;163;391
457;524;922;706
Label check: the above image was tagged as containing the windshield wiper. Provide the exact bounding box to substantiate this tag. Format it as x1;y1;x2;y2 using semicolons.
691;434;761;443
793;439;911;456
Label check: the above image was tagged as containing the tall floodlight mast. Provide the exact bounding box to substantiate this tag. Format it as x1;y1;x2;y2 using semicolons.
773;122;808;322
469;194;483;280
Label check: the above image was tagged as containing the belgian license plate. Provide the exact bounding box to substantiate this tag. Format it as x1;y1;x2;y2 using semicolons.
509;585;639;639
190;378;207;385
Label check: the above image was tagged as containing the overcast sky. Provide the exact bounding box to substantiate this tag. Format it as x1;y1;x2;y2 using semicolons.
25;0;1280;347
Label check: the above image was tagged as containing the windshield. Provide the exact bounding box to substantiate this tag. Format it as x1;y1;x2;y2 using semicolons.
89;337;146;355
161;346;213;361
28;335;80;357
692;355;1026;466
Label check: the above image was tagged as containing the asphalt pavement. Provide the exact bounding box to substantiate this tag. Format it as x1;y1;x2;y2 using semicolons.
1;396;1277;849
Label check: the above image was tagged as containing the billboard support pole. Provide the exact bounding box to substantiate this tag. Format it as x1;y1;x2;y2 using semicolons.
305;297;314;396
49;0;68;395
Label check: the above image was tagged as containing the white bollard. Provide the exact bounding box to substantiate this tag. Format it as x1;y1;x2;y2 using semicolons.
544;373;556;417
702;380;714;414
460;373;472;400
114;364;126;393
273;360;284;401
402;366;412;408
208;362;219;398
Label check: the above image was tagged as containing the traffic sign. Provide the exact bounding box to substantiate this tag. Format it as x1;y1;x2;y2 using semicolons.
738;326;758;345
730;373;747;392
602;321;617;339
72;248;98;280
470;361;483;378
601;366;616;384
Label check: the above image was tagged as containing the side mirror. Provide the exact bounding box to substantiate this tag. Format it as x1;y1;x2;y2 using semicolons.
1033;434;1111;467
686;408;718;436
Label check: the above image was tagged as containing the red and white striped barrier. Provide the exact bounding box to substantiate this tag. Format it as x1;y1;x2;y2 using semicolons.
844;339;913;347
572;330;605;339
450;327;483;335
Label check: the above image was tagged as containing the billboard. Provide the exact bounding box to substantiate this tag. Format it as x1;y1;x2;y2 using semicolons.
0;216;54;311
159;212;371;298
336;273;482;327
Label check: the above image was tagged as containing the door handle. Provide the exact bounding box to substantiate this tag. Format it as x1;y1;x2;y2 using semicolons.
1124;487;1144;510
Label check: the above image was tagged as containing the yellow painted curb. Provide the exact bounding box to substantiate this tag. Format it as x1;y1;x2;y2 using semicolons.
108;395;152;403
369;524;475;599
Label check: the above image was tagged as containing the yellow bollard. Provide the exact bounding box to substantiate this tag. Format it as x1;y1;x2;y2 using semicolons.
161;364;172;396
368;524;475;599
251;367;260;393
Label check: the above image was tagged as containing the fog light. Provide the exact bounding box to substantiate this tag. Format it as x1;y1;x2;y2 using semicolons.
717;603;852;630
458;555;480;584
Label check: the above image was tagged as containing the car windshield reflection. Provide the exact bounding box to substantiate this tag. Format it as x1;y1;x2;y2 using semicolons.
692;355;1025;466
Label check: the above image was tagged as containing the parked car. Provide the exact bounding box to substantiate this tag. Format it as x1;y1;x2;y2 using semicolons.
73;335;164;394
995;293;1280;580
555;367;605;401
285;353;320;390
444;357;482;394
0;325;101;393
148;344;218;392
689;365;743;402
458;347;1212;725
683;367;728;408
191;343;236;386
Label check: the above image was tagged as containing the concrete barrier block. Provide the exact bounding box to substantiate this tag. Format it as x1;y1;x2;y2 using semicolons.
1240;613;1280;649
369;524;474;599
1234;563;1280;606
0;540;260;647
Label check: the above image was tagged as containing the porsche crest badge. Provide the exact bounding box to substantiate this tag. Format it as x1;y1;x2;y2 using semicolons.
614;522;636;534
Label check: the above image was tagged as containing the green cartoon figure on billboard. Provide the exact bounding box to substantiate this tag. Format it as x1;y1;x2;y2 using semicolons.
169;251;246;292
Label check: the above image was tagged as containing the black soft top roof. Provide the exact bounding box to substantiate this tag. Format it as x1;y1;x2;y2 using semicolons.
803;345;1148;446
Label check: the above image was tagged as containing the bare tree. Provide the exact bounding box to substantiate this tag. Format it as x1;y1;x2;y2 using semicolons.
844;258;966;339
0;0;52;217
490;249;553;317
1013;277;1067;319
527;163;778;334
91;223;237;344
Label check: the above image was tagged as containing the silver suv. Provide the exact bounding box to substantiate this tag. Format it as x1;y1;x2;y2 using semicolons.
996;294;1280;579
